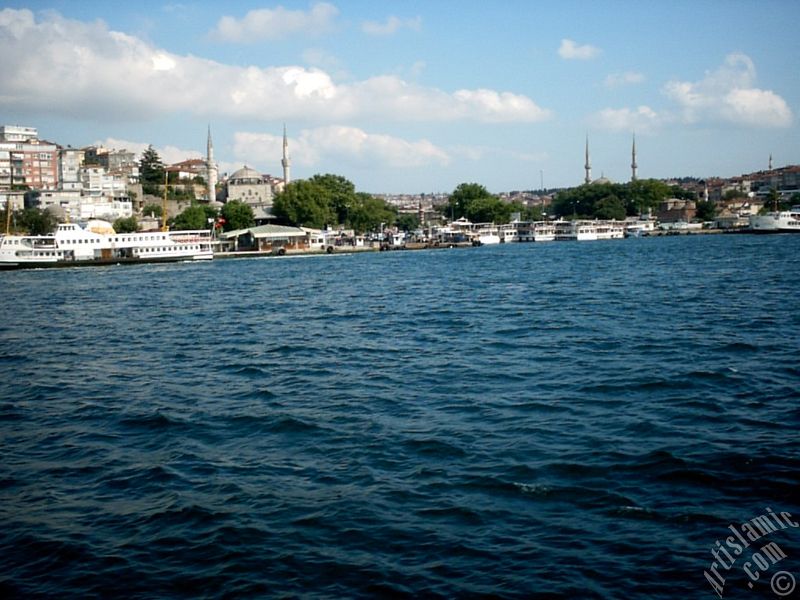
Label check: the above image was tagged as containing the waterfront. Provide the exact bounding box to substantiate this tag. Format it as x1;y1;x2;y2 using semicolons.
1;235;799;598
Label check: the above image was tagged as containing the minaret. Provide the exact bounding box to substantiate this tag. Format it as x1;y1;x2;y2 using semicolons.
768;153;773;171
281;124;291;185
206;125;218;202
584;135;591;185
631;133;638;181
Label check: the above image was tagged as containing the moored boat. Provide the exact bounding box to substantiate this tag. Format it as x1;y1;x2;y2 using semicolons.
749;207;800;233
0;220;213;270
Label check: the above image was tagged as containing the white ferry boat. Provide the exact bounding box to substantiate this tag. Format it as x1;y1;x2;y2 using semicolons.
0;220;213;270
553;220;625;241
595;221;625;240
532;221;556;242
625;218;657;238
749;207;800;233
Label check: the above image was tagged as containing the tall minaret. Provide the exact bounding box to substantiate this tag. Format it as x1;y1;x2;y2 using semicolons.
206;125;218;202
631;133;638;181
584;135;592;185
281;124;291;185
768;153;773;171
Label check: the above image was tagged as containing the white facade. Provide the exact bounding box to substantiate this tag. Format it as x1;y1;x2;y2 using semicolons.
59;148;84;191
38;190;132;221
81;166;128;198
0;125;38;142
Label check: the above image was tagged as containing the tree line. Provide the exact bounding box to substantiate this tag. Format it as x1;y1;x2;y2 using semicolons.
550;179;698;220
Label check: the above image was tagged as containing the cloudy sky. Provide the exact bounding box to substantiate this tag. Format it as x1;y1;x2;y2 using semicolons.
1;1;798;193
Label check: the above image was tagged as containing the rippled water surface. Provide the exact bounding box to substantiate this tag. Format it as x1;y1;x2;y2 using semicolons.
1;235;799;599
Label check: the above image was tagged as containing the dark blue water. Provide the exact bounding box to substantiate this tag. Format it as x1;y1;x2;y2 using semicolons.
1;235;799;599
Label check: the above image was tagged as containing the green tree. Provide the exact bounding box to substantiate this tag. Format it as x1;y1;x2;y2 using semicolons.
139;146;165;196
220;200;255;231
171;204;211;230
348;193;396;234
765;187;787;211
113;216;138;233
446;183;493;220
308;174;356;225
396;213;420;232
594;195;626;221
695;200;717;222
627;179;673;215
14;207;57;235
272;180;333;229
141;203;163;218
464;196;512;223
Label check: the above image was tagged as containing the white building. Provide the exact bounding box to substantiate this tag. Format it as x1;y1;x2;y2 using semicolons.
59;148;84;191
81;166;129;198
0;125;38;143
38;189;132;221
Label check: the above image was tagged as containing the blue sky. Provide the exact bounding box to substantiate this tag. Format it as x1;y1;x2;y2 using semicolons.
1;1;798;193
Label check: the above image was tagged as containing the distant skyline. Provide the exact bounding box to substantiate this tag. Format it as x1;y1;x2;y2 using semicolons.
1;1;798;193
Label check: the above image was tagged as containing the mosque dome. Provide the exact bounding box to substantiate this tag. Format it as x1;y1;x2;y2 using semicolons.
592;175;612;185
229;166;264;185
85;219;115;234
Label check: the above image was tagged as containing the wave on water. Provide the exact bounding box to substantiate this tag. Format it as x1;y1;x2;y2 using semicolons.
1;235;799;598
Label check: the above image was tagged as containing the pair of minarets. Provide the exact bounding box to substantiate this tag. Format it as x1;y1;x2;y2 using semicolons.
205;125;292;200
584;134;638;184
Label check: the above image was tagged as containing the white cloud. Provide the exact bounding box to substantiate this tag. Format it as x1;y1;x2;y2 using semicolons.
233;127;450;170
663;53;792;128
558;38;601;60
211;2;338;43
0;9;550;125
94;138;201;164
592;106;664;133
604;71;645;88
361;15;422;36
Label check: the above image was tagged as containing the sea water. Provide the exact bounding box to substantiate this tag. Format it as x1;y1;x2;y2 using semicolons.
1;235;798;598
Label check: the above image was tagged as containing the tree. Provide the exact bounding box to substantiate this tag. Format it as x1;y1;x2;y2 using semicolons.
594;195;626;221
14;207;58;235
171;204;211;230
396;213;420;232
272;180;333;229
221;200;255;231
139;146;165;196
308;174;356;224
695;200;716;222
446;183;493;220
348;193;396;234
113;216;138;233
464;196;511;223
141;203;163;218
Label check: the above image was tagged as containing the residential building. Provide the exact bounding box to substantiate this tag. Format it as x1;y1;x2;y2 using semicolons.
84;146;139;183
59;147;84;191
167;158;207;181
0;125;38;143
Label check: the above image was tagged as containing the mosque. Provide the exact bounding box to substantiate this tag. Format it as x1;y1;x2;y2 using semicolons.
583;134;638;185
204;125;292;223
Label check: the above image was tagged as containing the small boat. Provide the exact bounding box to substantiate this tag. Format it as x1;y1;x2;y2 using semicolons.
0;220;213;270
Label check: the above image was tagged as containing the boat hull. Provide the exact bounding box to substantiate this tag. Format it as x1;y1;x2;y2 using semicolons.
0;254;212;270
